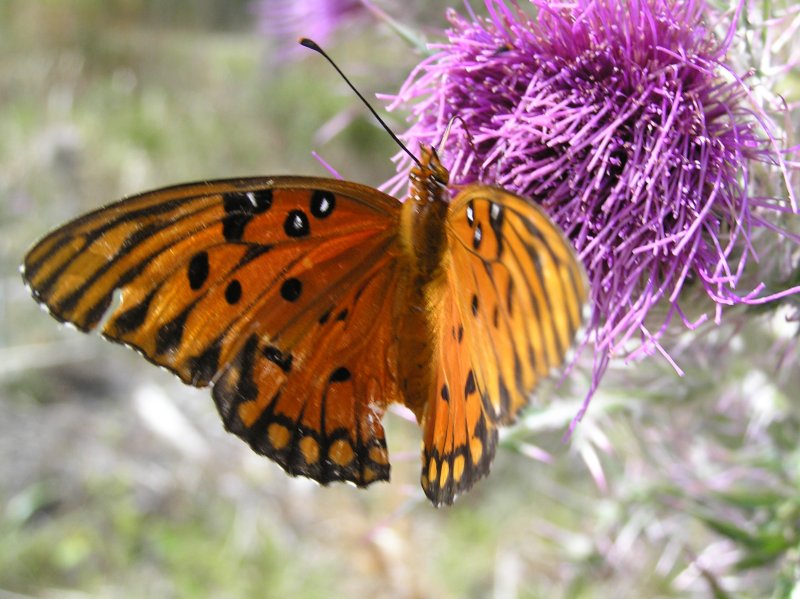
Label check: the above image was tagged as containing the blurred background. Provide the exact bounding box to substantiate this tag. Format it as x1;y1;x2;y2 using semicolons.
1;1;799;597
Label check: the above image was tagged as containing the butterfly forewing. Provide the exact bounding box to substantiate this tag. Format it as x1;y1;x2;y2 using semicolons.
23;178;400;380
446;186;588;423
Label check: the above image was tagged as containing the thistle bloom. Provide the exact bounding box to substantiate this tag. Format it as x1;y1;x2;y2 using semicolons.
253;0;366;59
384;0;799;416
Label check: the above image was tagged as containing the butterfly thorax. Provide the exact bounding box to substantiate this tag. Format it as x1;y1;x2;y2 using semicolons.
400;145;451;281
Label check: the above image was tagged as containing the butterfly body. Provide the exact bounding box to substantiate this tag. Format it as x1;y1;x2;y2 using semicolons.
394;148;453;419
23;144;588;506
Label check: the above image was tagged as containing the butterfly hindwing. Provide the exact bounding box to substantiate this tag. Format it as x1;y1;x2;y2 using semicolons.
420;283;499;506
213;257;401;487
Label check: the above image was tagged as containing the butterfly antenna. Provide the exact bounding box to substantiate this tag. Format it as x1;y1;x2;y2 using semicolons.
299;38;422;169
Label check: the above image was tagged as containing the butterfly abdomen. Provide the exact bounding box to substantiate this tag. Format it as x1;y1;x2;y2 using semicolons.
394;147;456;419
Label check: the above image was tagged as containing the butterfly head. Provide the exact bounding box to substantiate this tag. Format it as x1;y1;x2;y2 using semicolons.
409;144;450;206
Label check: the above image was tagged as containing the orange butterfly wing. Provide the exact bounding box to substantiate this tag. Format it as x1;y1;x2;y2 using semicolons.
420;185;588;505
23;177;404;486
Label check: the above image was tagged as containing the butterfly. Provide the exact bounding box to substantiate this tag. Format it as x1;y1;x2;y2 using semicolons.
21;142;588;506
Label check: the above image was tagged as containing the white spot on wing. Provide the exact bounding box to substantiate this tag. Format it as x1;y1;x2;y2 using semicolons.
95;288;124;332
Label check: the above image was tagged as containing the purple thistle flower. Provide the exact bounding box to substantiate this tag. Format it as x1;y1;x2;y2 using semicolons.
253;0;366;59
383;0;799;418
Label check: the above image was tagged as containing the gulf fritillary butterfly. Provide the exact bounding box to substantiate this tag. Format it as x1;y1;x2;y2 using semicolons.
21;44;588;507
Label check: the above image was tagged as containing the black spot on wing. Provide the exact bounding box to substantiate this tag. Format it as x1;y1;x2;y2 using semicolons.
229;335;260;404
247;189;274;213
284;210;310;238
223;190;272;241
472;222;483;250
188;339;222;386
280;278;302;302
156;308;189;355
310;190;335;218
224;279;242;305
188;252;210;290
329;367;351;383
111;290;155;335
489;201;504;258
465;370;476;396
263;345;293;373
